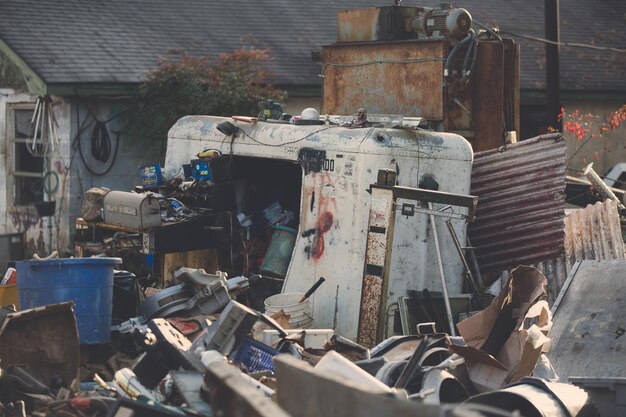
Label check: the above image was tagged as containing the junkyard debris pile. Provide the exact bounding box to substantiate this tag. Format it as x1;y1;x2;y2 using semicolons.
0;261;620;417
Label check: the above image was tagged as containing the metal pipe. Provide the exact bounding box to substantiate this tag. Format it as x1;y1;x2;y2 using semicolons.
584;162;625;209
446;220;483;308
428;202;456;336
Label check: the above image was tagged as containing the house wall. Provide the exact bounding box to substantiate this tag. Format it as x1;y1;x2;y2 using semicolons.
562;99;626;178
68;98;156;244
0;89;72;256
0;89;153;259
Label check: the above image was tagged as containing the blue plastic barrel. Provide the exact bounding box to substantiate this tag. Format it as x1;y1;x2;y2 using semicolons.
259;225;297;278
16;257;121;344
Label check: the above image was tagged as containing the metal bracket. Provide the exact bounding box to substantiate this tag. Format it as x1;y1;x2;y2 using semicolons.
369;184;478;221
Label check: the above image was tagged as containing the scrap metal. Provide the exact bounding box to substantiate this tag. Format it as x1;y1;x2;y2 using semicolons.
468;133;567;277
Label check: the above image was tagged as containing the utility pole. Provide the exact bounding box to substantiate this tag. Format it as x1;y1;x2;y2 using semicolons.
545;0;561;130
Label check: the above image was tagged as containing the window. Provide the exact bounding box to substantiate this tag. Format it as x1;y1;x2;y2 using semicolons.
9;106;44;205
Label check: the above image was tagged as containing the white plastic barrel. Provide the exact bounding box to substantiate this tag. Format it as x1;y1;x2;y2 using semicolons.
264;292;313;329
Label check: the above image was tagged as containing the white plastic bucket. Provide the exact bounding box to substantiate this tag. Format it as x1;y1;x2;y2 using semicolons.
264;292;313;329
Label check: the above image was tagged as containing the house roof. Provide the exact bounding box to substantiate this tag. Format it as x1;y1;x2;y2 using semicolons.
0;0;624;92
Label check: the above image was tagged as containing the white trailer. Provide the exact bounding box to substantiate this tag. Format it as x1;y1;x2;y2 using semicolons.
165;115;473;342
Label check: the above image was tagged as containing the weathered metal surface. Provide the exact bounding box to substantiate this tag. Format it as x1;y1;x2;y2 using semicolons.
548;260;626;381
322;40;446;119
337;6;417;43
0;302;79;386
468;133;567;276
358;187;394;347
166;116;473;340
491;199;625;303
545;198;624;300
473;41;505;152
370;184;478;221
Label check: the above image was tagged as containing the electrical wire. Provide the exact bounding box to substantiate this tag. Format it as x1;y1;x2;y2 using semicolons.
501;30;626;53
473;19;503;42
90;121;112;163
445;32;473;78
322;57;445;76
74;103;125;176
461;31;479;82
237;125;338;147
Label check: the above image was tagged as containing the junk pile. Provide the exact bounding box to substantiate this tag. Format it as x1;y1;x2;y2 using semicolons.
0;261;613;417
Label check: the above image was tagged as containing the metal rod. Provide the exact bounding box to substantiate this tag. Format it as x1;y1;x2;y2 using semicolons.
428;202;456;336
446;220;483;308
47;103;55;152
584;162;625;209
466;236;484;288
31;98;43;150
393;336;429;389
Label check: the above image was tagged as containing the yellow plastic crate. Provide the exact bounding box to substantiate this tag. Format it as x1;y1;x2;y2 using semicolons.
0;284;19;309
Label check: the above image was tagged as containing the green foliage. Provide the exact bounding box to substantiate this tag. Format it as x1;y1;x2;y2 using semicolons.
126;48;285;157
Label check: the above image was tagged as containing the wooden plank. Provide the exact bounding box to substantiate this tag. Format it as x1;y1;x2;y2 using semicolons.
160;248;219;285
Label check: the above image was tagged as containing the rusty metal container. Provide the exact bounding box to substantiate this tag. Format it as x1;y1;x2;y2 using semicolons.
322;40;447;120
337;6;417;42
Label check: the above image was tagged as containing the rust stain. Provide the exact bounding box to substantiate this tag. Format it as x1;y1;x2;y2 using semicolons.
337;8;383;43
322;40;446;119
469;133;566;278
357;275;383;347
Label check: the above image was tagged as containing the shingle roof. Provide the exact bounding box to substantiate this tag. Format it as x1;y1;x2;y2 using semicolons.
0;0;624;91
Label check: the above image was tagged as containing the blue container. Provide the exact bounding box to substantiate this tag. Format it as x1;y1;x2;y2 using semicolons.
16;257;121;344
191;159;212;180
139;164;163;187
230;336;278;372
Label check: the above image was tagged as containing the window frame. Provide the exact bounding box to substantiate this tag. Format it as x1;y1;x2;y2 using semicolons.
6;102;46;208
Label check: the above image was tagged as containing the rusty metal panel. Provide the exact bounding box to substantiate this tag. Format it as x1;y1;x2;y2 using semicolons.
564;199;625;264
358;187;394;347
473;41;505;152
337;7;417;42
468;133;567;276
322;40;446;119
492;199;625;303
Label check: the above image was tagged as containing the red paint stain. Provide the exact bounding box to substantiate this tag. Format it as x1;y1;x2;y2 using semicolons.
312;233;324;260
312;212;334;260
319;212;333;233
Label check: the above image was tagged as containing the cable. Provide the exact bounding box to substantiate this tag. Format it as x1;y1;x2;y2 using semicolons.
42;170;59;195
473;19;503;42
322;57;445;76
461;31;479;82
238;125;338;147
90;121;112;163
75;103;124;176
445;31;474;79
501;30;626;53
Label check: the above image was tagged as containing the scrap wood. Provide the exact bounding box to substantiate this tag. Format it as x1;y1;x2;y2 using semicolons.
251;309;291;340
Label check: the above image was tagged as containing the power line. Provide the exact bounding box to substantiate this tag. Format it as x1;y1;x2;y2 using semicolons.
500;30;626;53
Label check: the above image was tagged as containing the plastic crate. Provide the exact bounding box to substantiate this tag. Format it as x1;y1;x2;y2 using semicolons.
230;336;278;372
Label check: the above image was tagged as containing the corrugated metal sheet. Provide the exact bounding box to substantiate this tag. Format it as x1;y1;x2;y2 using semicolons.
491;199;625;303
468;133;567;275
